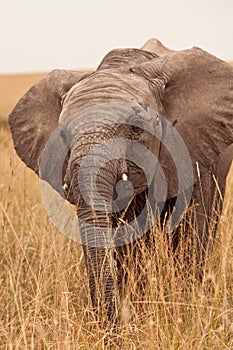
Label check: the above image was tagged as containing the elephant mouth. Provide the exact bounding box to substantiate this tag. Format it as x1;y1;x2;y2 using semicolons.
126;160;148;193
63;155;149;207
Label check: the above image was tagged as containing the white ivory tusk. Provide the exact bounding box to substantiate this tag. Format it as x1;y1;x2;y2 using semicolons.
122;173;128;181
63;183;69;191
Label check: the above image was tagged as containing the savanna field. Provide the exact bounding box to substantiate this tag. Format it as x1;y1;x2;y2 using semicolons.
0;73;233;349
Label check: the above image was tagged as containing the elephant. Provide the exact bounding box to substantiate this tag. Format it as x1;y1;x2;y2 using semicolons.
9;38;233;327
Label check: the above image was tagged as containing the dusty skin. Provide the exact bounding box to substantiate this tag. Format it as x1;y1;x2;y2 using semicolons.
1;57;233;348
8;39;233;327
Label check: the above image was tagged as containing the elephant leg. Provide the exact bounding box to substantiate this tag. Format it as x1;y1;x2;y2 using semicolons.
185;153;231;278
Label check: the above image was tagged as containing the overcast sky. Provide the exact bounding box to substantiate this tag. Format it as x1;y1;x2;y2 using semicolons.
1;0;233;73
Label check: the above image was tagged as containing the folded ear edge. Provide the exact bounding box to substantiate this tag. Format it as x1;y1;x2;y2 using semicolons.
9;69;91;175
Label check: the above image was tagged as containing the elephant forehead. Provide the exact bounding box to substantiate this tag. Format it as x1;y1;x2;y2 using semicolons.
59;72;158;123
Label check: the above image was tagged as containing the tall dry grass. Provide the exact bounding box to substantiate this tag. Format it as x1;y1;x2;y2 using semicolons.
0;123;233;349
1;70;233;349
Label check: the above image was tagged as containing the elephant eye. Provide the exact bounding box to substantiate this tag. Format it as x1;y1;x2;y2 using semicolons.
131;118;143;135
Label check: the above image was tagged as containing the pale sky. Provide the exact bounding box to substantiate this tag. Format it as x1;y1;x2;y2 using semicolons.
1;0;233;73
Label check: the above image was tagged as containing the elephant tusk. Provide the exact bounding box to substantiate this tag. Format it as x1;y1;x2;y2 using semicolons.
122;173;128;181
63;183;69;191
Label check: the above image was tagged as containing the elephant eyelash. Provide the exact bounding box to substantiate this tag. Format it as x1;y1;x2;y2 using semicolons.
131;124;143;134
130;117;143;134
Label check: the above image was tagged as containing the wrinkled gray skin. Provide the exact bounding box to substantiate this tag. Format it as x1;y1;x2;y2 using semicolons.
9;39;233;327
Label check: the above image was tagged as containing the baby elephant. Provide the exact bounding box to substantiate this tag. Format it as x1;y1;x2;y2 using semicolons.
9;38;233;326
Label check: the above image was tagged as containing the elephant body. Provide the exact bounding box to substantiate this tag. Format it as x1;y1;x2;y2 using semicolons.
9;39;233;326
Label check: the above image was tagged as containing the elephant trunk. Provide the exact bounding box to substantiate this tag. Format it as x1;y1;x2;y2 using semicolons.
82;239;119;325
78;199;119;325
71;137;122;325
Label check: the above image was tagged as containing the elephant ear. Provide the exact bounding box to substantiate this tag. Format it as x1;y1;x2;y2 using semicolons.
131;47;233;196
9;69;90;175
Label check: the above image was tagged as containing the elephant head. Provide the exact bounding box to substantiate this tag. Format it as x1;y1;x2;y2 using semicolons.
9;39;233;325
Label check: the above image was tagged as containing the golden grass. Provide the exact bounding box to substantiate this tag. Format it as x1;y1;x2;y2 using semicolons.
0;71;233;348
0;73;46;121
0;125;233;349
